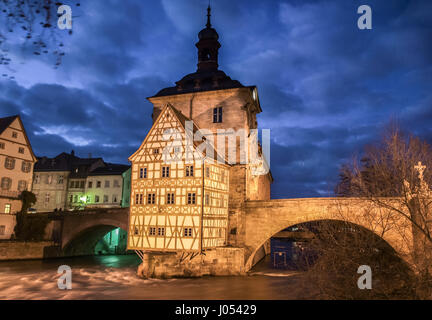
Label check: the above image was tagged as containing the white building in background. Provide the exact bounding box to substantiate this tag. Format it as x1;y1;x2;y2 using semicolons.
84;164;130;209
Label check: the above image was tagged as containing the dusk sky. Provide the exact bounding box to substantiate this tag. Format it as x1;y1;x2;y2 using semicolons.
0;0;431;198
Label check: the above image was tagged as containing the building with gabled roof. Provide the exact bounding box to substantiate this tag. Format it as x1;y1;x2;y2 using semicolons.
128;104;230;252
0;115;36;239
32;151;105;212
128;7;272;256
84;163;130;209
32;151;131;212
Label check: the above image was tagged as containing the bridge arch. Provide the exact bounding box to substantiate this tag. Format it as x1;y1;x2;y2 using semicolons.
244;198;413;271
60;209;129;256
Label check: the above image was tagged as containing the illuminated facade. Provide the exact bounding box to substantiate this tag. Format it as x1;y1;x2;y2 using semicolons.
128;7;272;254
128;105;229;252
0;115;36;239
84;164;130;209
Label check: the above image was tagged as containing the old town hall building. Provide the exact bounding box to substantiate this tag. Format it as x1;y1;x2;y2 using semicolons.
128;7;272;255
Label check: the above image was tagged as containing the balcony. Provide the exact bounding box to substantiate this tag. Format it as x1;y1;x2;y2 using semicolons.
0;190;20;199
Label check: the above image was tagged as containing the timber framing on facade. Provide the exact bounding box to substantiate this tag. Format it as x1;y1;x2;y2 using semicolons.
128;105;230;253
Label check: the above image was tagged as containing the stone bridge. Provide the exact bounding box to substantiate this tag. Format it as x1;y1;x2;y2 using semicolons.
243;198;414;271
49;208;129;256
46;198;415;274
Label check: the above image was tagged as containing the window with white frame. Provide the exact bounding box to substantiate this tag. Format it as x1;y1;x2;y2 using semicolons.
158;227;165;236
140;167;147;179
187;193;196;205
147;193;156;204
167;193;175;205
183;228;193;238
149;227;156;236
4;204;11;214
213;107;223;123
186;165;194;177
162;166;170;178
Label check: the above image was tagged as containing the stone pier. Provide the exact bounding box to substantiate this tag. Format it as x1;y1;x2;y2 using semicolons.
137;247;246;278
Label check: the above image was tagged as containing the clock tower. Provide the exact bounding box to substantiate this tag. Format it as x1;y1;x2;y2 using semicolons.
128;6;272;255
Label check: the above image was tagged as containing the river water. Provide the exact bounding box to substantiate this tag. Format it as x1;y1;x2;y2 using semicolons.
0;255;315;300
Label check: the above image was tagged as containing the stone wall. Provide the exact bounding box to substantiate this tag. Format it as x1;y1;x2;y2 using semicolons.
0;214;16;240
0;241;53;260
137;247;246;278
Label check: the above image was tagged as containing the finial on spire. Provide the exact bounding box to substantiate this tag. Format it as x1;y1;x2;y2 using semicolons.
206;5;211;28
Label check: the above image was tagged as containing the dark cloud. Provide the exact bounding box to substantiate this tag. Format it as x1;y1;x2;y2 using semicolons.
0;0;431;198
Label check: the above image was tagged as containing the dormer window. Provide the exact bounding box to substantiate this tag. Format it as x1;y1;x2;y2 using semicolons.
213;107;222;123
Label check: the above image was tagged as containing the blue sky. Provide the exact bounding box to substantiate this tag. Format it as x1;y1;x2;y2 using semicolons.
0;0;431;198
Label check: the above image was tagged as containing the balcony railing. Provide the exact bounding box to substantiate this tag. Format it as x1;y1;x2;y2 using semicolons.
0;190;20;199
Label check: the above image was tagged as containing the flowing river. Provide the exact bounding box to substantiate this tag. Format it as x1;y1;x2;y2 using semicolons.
0;255;315;300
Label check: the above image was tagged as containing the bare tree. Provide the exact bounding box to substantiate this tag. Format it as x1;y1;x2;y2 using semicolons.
298;220;416;300
334;125;432;297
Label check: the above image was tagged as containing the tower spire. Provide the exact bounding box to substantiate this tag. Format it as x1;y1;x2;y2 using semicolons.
206;5;211;28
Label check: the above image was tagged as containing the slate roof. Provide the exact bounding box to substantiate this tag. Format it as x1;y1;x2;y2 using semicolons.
34;152;104;177
88;163;130;176
0;115;18;135
34;152;79;172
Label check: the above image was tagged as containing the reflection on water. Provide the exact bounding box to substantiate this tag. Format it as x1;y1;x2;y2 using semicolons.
0;255;314;300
